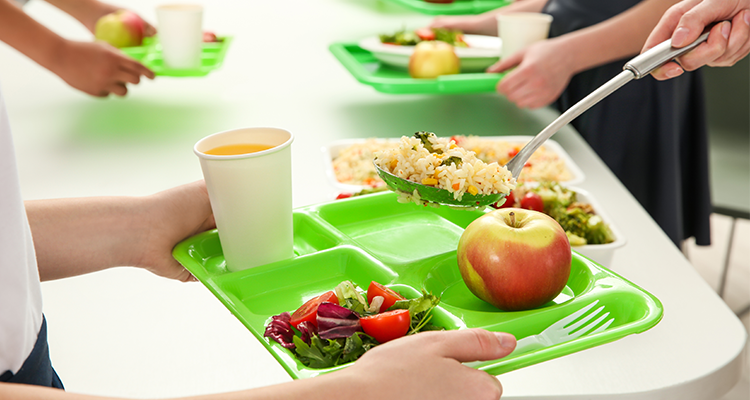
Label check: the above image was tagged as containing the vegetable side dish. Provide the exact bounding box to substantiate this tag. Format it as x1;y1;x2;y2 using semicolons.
495;182;615;246
379;27;468;47
264;280;442;368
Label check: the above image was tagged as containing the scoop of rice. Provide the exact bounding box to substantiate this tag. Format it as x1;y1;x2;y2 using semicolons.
374;132;516;202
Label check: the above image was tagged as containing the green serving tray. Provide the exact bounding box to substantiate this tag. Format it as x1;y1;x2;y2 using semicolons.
121;36;232;77
382;0;512;15
173;191;663;379
329;42;503;94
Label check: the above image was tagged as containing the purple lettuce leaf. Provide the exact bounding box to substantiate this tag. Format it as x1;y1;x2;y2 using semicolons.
316;302;362;340
264;312;296;349
296;321;317;344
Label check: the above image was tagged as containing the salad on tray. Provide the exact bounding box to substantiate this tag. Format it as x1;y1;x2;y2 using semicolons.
264;280;443;368
379;27;468;47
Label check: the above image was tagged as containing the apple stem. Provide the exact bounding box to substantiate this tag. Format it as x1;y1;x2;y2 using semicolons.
509;211;516;227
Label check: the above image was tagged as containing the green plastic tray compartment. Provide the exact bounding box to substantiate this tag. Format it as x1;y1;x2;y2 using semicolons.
329;43;502;94
121;36;232;77
382;0;513;15
173;191;663;379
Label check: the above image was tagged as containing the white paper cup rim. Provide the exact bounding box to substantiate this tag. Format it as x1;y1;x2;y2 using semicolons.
496;12;554;23
194;127;294;161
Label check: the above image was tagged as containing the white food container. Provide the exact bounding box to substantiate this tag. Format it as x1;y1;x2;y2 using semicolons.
564;187;627;268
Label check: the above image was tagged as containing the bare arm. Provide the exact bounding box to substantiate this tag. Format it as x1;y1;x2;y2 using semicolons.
42;0;117;33
42;0;156;36
0;0;67;73
537;0;682;75
489;0;681;109
0;329;516;400
430;0;547;36
0;0;154;97
27;181;214;282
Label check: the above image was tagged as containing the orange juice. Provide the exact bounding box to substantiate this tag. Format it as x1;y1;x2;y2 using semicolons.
204;144;274;156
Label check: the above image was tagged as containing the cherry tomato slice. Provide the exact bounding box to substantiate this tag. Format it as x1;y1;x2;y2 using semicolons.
492;190;515;209
289;291;338;329
367;281;406;313
520;192;545;213
360;309;411;343
415;27;436;41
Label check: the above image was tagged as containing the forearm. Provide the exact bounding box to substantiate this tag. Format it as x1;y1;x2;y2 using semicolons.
493;0;547;14
0;370;356;400
0;0;68;70
43;0;117;32
26;196;148;281
553;0;681;74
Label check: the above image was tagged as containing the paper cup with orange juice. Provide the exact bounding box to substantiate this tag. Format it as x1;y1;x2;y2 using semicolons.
194;127;294;272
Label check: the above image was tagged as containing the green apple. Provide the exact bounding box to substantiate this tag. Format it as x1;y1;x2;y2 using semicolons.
408;41;460;79
457;208;572;311
94;10;145;48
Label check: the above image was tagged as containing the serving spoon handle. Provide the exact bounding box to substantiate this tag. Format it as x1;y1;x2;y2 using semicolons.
504;32;709;180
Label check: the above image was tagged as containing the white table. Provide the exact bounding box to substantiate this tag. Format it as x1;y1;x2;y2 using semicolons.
1;1;745;398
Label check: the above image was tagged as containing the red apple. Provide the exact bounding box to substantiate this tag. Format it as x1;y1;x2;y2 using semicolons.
94;10;145;48
408;41;460;79
457;208;571;311
203;31;219;42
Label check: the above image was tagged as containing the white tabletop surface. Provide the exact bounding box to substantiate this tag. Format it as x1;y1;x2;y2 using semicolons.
1;0;746;399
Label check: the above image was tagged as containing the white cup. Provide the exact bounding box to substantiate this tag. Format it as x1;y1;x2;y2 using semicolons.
497;12;554;60
194;128;295;272
156;4;203;69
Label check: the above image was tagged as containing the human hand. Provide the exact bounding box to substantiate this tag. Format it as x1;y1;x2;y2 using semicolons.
644;0;750;80
338;329;516;400
133;181;216;282
52;40;155;97
430;14;499;36
487;38;574;109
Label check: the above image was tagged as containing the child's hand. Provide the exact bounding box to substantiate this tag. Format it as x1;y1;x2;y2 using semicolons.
133;181;216;282
53;40;154;97
488;38;574;109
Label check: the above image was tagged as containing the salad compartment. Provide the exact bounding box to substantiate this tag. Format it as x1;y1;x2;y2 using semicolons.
173;191;662;379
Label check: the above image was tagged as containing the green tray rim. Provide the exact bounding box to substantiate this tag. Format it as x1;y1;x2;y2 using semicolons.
120;35;233;77
173;191;663;379
328;42;503;94
382;0;513;15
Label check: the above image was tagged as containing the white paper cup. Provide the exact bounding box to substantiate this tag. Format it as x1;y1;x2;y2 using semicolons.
497;12;553;60
194;128;294;272
156;4;203;69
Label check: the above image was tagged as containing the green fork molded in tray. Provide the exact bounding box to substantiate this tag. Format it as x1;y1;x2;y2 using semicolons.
121;36;233;77
329;43;504;95
382;0;513;15
173;191;663;379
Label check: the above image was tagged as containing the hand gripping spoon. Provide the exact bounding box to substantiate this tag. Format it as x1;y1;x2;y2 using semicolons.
375;33;710;208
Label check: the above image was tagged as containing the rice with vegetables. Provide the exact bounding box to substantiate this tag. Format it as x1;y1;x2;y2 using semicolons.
332;139;394;188
332;136;572;188
454;136;573;183
374;132;515;202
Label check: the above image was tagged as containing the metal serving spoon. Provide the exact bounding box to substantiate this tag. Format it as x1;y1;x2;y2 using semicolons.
375;33;710;207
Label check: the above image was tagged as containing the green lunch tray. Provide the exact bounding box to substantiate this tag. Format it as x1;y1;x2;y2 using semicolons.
329;43;503;95
173;191;663;379
382;0;512;15
120;36;232;77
